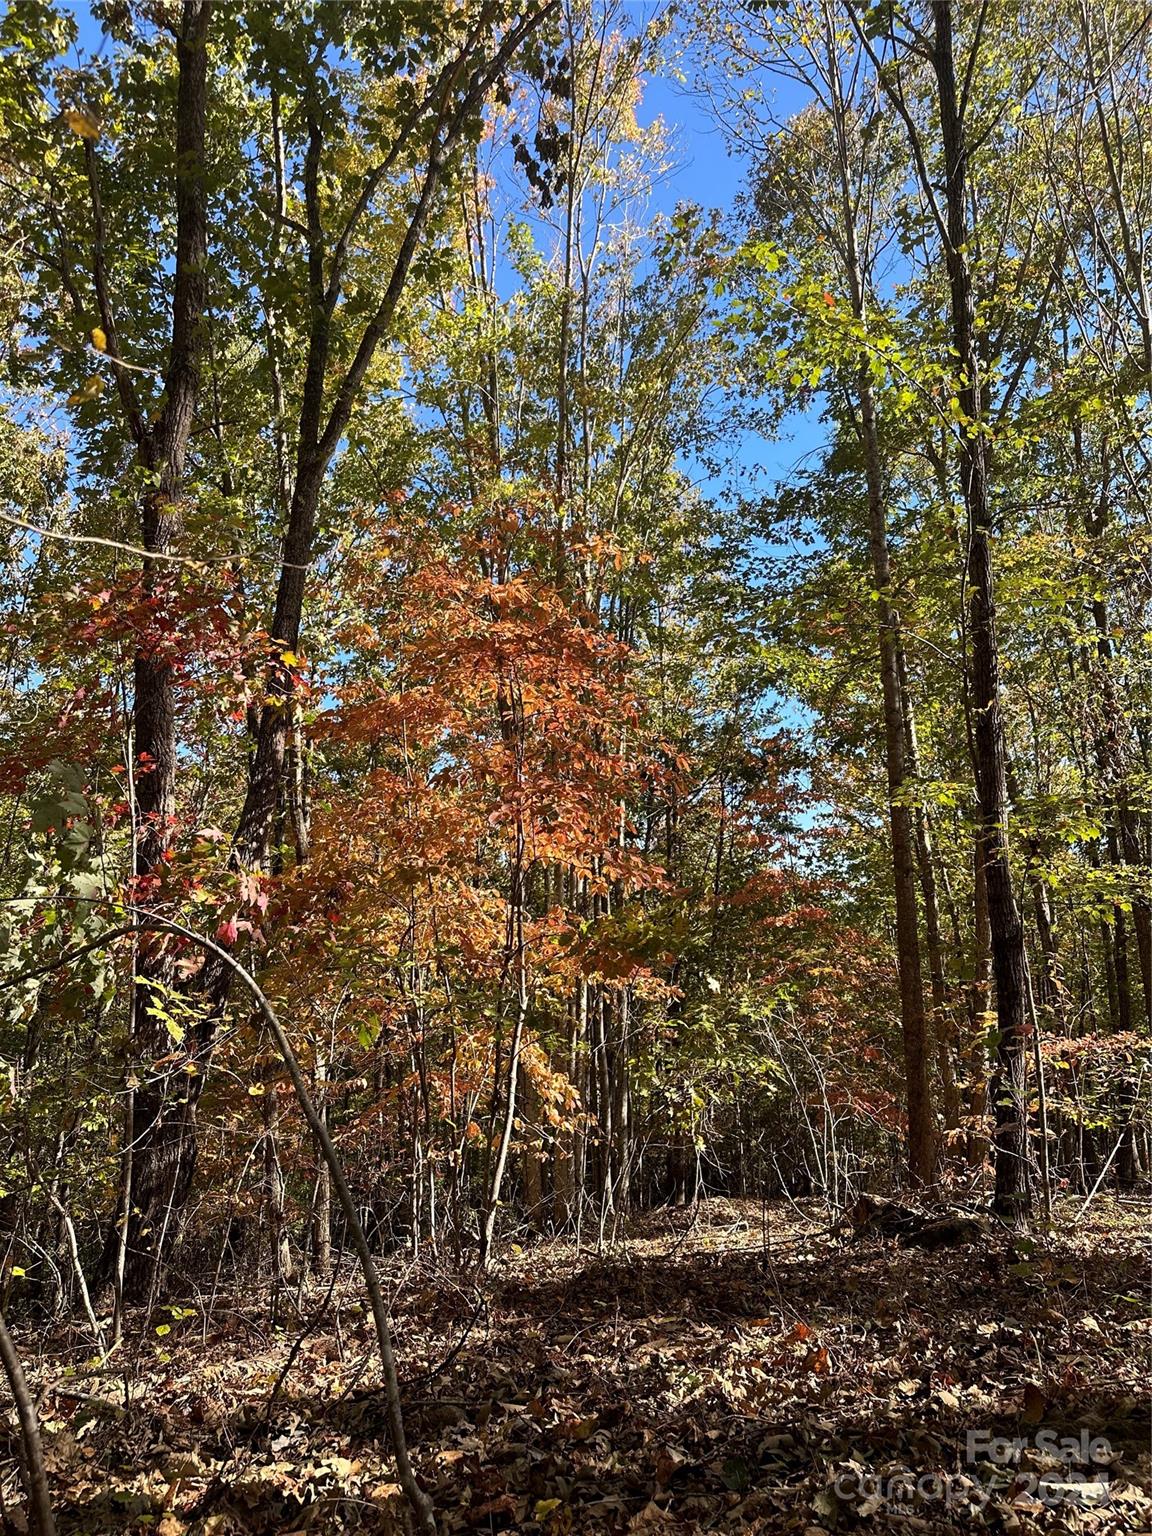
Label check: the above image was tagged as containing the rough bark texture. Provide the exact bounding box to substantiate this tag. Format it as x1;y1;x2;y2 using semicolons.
0;1305;57;1536
103;0;213;1299
859;370;936;1183
931;0;1031;1220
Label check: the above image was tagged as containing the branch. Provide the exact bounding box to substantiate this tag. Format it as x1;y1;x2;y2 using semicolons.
82;140;150;455
318;0;561;462
0;510;245;567
0;1308;56;1536
847;9;949;251
0;908;436;1534
127;912;437;1535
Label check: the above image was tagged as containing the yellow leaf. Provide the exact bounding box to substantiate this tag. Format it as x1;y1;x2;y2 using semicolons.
67;375;104;405
91;326;107;352
247;1083;265;1096
11;1266;25;1277
63;106;101;140
536;1500;562;1520
280;650;299;667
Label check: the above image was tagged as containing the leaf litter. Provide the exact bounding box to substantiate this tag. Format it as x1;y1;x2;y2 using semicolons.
7;1196;1149;1534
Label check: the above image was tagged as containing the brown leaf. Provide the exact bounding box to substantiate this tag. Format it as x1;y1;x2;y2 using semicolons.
1021;1382;1047;1424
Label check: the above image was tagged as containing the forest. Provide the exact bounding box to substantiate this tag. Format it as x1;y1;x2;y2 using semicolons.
0;0;1148;1531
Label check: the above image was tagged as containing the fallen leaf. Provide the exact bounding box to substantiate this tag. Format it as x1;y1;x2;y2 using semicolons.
1021;1382;1047;1424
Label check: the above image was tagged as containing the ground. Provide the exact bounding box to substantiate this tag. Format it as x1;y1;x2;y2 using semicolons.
8;1197;1150;1534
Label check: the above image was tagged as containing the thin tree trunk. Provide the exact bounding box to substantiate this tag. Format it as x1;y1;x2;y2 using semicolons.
966;830;992;1168
0;1306;56;1536
931;0;1031;1220
821;19;934;1181
311;1052;332;1277
858;369;935;1182
900;657;961;1129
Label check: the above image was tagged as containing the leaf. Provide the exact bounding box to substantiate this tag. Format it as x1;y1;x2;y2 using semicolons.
804;1346;830;1374
720;1456;750;1491
67;375;105;405
1021;1382;1047;1424
10;1266;25;1278
655;1444;687;1484
63;106;101;139
91;326;107;352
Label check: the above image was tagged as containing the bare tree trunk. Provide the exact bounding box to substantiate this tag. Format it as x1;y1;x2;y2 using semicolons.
966;831;992;1168
519;1060;546;1230
94;0;213;1300
0;1306;56;1536
931;0;1031;1221
819;17;935;1182
900;662;962;1130
311;1052;332;1278
858;368;936;1182
262;1072;293;1299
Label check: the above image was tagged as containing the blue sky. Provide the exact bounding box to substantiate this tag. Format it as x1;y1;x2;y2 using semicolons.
638;70;826;506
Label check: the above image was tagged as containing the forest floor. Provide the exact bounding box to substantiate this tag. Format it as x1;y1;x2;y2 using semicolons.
7;1196;1150;1535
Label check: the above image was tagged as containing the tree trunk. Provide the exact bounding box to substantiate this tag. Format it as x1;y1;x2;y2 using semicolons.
104;0;212;1300
822;28;935;1181
900;660;962;1130
858;370;936;1182
0;1306;56;1536
932;0;1030;1221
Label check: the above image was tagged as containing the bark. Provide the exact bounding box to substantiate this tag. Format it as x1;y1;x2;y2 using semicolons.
262;1074;293;1290
115;3;561;1287
858;370;936;1182
819;19;934;1179
93;0;213;1300
931;0;1031;1221
519;1064;545;1228
311;1052;332;1277
966;833;992;1168
0;1305;57;1536
899;654;962;1129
